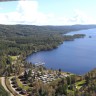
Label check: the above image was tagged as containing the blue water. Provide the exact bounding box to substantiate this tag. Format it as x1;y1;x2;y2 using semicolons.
26;28;96;75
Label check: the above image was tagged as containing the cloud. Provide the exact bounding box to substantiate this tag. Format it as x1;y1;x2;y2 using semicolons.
0;1;95;25
53;9;96;25
15;0;53;25
0;7;3;10
68;9;96;25
16;0;38;23
0;0;49;25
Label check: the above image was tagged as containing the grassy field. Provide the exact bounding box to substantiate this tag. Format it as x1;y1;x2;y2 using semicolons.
5;77;20;96
9;56;18;61
75;80;86;89
67;80;86;95
0;84;10;96
16;77;29;90
67;89;74;94
0;78;10;96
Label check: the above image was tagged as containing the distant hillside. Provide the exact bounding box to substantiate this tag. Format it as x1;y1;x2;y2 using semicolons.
0;24;96;37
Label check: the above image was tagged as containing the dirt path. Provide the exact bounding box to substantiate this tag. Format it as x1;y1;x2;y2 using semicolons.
1;77;14;96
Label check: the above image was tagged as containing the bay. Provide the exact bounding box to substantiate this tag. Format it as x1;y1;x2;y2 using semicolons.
26;28;96;75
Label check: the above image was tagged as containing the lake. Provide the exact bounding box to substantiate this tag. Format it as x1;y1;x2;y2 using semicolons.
26;28;96;75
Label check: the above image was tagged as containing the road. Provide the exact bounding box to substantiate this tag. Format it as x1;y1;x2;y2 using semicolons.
1;77;14;96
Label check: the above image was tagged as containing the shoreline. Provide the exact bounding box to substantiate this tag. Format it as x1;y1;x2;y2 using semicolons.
25;34;86;76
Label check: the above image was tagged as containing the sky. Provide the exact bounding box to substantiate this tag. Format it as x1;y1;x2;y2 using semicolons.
0;0;96;25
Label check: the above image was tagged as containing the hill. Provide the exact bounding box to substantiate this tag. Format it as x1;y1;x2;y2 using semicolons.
0;24;96;37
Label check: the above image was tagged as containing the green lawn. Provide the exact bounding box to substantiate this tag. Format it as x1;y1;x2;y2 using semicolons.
75;80;86;89
5;77;20;96
10;56;18;61
0;78;10;96
67;80;86;94
67;89;74;93
16;78;30;90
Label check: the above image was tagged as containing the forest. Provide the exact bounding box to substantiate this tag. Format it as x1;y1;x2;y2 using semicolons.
0;24;96;96
0;24;96;75
0;24;95;54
